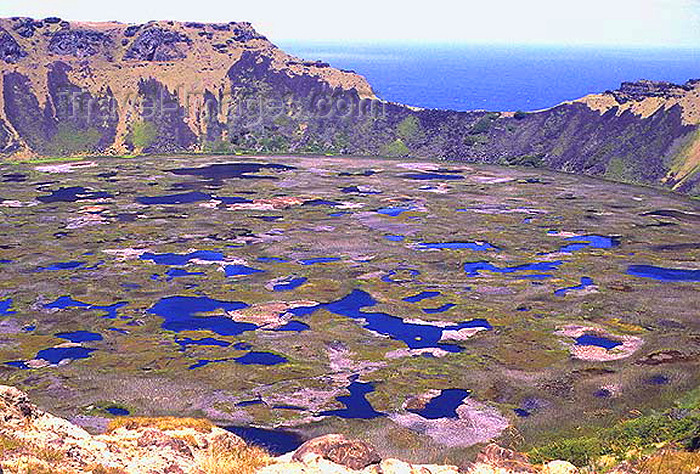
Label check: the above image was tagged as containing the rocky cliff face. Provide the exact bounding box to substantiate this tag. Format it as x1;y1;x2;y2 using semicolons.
0;17;699;196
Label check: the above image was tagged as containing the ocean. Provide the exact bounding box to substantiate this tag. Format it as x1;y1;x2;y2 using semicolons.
278;42;700;112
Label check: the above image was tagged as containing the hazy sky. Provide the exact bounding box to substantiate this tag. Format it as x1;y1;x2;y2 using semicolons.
1;0;699;47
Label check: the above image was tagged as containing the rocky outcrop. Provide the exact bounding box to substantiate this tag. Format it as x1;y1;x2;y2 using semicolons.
612;79;694;103
48;29;113;58
124;26;192;61
0;26;25;63
0;384;259;473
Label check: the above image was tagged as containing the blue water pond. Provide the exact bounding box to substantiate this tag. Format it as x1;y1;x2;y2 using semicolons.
384;235;406;242
136;191;211;205
299;257;341;265
575;334;622;350
235;351;288;366
341;186;381;194
556;235;620;253
645;374;670;385
554;277;595;296
236;399;264;407
407;389;470;419
377;207;412;217
258;257;290;263
165;268;206;281
105;406;130;416
272;277;307;292
513;274;555;280
422;304;456;314
381;269;420;283
217;196;254;204
320;378;384;419
626;265;700;282
271;321;310;332
225;265;265;277
403;291;441;303
225;426;305;456
140;250;224;266
45;296;127;319
36;261;86;272
0;298;15;315
464;261;563;277
175;337;231;350
169;163;295;183
303;199;340;207
188;359;228;369
55;331;103;343
417;242;497;251
594;388;612;398
399;172;464;181
38;346;96;365
148;296;255;335
37;186;112;203
292;289;491;352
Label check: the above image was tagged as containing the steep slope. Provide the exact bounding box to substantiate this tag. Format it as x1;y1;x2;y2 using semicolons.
0;17;375;157
0;16;699;196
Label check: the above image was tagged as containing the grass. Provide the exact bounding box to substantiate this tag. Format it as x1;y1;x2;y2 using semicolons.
635;450;700;474
106;416;215;433
529;391;700;467
198;443;272;474
0;434;22;455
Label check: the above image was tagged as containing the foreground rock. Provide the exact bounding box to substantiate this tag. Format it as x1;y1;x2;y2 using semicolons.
0;385;686;473
0;385;268;473
292;434;381;470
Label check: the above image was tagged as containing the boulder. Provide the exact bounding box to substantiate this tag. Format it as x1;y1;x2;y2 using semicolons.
292;434;382;470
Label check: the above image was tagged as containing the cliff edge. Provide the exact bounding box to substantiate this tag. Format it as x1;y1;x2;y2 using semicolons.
0;16;699;196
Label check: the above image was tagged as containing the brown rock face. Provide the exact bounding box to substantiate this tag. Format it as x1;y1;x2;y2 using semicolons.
292;433;382;470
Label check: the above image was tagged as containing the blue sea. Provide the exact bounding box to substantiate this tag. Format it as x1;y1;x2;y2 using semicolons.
279;42;700;111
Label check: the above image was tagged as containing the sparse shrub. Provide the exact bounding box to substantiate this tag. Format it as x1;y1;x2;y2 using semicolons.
396;115;422;141
529;437;607;467
204;139;235;154
464;134;487;146
503;153;544;167
469;115;496;135
49;123;102;155
128;120;158;150
382;138;410;157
